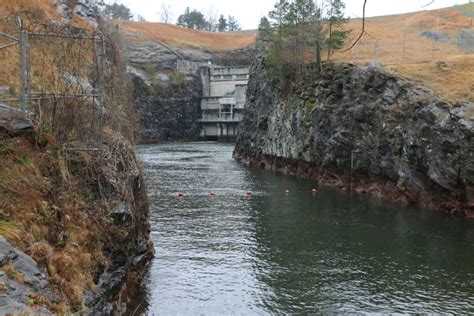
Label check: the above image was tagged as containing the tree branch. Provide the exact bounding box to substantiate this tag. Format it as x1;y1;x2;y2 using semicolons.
422;1;435;8
341;0;367;53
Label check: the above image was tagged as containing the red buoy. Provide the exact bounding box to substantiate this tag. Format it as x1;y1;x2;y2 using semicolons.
284;189;290;194
246;191;253;197
210;192;217;197
312;188;318;193
178;192;184;197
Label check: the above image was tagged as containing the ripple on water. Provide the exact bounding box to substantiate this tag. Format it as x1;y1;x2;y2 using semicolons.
133;143;474;315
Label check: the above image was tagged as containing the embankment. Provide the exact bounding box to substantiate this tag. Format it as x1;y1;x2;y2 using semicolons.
0;0;153;313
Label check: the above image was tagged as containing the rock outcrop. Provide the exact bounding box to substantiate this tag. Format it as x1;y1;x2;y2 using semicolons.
130;70;202;143
0;237;56;314
234;56;473;216
0;106;33;136
124;39;254;143
0;2;153;313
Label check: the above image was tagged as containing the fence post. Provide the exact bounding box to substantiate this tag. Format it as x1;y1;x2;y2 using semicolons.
19;19;30;113
97;38;106;149
432;37;436;59
373;39;379;63
401;33;406;63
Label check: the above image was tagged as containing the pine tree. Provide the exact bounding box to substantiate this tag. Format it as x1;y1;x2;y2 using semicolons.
269;0;289;37
326;0;350;60
176;8;208;30
103;3;133;20
285;0;317;75
218;15;228;32
227;16;241;31
260;0;350;87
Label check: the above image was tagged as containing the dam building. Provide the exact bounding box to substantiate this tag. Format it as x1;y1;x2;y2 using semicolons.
198;66;249;141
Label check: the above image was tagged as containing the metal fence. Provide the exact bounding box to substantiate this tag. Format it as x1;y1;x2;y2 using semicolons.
347;30;473;66
0;14;105;150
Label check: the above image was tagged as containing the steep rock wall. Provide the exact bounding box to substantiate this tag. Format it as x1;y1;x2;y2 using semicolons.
131;72;202;142
0;2;153;313
125;40;254;142
235;56;473;216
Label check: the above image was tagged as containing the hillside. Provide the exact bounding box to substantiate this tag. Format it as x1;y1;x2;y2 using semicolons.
120;4;473;102
334;4;474;102
118;20;257;51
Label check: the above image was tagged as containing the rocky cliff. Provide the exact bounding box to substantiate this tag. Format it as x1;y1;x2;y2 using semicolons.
234;55;473;216
124;39;254;142
130;69;202;142
0;1;153;313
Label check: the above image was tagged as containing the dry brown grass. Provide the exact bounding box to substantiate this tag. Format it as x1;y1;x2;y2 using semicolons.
0;136;119;311
119;5;473;102
329;6;474;103
118;20;257;51
386;54;474;102
0;0;95;103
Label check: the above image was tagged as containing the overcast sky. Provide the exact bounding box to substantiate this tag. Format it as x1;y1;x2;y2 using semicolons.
108;0;470;29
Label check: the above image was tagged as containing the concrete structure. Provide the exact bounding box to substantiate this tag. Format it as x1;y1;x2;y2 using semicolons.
199;66;249;141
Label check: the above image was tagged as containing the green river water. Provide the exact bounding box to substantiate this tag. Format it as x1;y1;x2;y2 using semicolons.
134;142;474;314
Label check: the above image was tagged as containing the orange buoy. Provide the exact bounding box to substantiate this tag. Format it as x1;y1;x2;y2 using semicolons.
246;191;253;197
284;189;290;194
312;188;318;193
178;192;184;197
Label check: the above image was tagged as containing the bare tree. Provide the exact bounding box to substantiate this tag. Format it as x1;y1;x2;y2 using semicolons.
205;6;219;32
159;4;173;24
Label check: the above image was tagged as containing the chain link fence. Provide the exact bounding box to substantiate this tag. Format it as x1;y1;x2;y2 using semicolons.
348;30;472;66
0;13;105;150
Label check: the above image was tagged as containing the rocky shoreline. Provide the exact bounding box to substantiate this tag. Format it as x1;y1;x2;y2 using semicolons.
234;57;473;217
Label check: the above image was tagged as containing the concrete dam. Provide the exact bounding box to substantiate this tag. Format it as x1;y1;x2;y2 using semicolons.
198;65;249;141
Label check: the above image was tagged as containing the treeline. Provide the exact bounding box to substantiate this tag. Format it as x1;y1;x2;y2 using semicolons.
258;0;350;89
177;8;241;32
101;3;241;32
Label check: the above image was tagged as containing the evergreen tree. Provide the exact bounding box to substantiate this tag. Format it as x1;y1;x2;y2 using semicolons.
103;3;133;20
218;15;228;32
326;0;350;59
257;16;272;45
259;0;350;87
284;0;317;75
227;16;241;31
177;7;207;30
269;0;290;36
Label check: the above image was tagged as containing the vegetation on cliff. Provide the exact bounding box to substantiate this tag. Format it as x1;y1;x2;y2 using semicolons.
0;0;151;312
235;46;473;216
258;0;350;89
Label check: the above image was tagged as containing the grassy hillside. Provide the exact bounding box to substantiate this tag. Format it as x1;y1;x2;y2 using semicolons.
119;4;474;102
118;20;257;51
334;5;474;102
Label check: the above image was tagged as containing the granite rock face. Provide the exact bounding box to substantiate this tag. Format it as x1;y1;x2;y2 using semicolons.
131;72;202;142
234;56;473;215
0;237;55;314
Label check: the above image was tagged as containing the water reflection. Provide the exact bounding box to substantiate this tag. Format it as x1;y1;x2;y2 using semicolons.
134;142;474;314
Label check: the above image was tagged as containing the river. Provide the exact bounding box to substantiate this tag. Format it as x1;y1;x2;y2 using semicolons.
134;142;474;314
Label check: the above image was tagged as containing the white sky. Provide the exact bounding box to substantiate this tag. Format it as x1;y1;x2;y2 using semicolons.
108;0;471;30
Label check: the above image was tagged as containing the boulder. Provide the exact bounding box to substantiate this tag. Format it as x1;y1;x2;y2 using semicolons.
0;237;53;314
0;105;33;136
